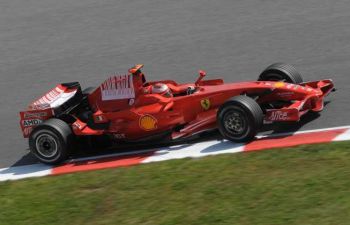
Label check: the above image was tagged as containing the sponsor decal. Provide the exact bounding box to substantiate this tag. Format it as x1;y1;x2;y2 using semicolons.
23;127;33;137
114;133;126;139
101;74;135;101
33;87;63;106
274;82;285;88
269;111;288;121
73;121;82;130
200;98;211;110
23;119;43;127
139;115;157;131
24;112;48;119
129;98;135;106
286;84;294;89
277;92;294;97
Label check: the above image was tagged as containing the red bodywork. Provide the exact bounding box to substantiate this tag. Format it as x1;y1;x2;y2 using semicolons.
19;65;334;142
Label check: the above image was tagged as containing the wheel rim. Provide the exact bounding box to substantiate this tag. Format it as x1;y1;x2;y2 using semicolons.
35;134;58;158
223;111;246;135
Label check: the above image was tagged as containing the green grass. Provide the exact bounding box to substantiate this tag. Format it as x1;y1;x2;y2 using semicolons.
1;141;350;225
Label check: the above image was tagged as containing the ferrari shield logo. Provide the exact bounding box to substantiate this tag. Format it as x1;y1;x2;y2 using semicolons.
200;99;211;110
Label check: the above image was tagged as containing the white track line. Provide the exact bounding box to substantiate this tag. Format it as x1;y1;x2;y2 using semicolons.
0;164;52;182
257;125;350;138
143;140;244;163
333;128;350;141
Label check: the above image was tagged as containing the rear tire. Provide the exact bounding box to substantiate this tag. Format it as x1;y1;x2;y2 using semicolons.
29;118;74;164
217;96;263;142
258;63;303;84
82;86;96;95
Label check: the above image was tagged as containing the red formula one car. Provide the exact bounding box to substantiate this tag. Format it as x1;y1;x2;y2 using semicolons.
19;63;335;164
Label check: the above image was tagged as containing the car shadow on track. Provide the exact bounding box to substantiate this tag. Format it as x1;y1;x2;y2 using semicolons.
10;151;39;167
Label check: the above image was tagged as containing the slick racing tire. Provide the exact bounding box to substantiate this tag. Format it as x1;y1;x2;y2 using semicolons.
217;95;263;143
258;63;303;84
29;118;74;165
82;86;96;95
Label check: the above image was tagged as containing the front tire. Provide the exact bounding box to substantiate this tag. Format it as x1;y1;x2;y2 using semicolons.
29;118;74;164
258;63;303;84
217;96;263;142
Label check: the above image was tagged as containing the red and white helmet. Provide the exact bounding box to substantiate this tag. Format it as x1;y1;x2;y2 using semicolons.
151;83;172;97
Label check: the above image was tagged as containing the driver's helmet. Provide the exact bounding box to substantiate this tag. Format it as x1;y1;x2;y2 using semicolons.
151;83;172;98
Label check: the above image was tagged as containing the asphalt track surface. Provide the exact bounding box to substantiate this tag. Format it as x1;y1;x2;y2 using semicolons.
1;0;350;168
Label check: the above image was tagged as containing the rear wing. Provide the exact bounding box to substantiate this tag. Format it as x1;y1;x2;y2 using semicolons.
19;82;82;138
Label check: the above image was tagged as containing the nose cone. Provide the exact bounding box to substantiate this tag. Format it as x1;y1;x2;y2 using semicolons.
262;81;321;95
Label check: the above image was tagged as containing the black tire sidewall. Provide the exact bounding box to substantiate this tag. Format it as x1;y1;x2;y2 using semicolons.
29;125;69;164
218;101;260;142
260;70;295;83
258;63;303;84
218;105;252;140
82;86;96;95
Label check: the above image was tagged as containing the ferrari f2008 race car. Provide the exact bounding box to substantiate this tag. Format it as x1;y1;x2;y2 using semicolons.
19;63;335;164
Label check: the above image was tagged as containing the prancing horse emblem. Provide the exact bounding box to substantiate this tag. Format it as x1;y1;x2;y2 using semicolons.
200;98;210;110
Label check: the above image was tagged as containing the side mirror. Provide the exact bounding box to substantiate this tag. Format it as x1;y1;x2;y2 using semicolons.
195;70;207;86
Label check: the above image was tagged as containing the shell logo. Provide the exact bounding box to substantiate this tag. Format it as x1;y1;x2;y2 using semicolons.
274;82;285;88
139;115;157;131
